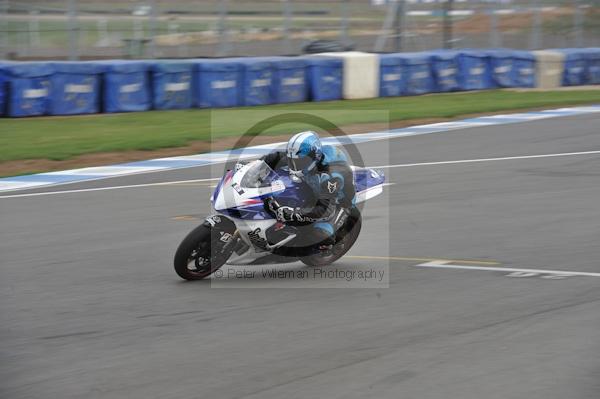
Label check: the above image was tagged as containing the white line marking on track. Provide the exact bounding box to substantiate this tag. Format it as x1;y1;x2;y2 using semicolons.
3;106;600;194
1;149;598;199
371;150;600;170
415;260;600;278
0;178;221;199
0;179;394;199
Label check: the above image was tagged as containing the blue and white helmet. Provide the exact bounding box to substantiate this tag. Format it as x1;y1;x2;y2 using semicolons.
286;131;323;182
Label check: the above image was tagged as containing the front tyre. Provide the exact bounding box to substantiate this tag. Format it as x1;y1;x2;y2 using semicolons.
173;217;236;280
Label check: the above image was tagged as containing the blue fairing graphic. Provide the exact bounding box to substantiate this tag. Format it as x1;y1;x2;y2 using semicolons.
353;168;385;193
212;165;384;220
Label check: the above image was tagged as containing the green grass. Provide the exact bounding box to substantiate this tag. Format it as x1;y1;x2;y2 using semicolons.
1;90;599;164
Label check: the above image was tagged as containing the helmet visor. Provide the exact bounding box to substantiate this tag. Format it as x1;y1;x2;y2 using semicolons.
288;156;314;174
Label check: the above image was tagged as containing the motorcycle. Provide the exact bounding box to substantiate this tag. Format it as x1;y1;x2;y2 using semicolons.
174;160;385;280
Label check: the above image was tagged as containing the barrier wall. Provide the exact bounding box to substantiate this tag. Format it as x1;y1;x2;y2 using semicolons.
428;50;460;92
0;48;598;117
236;57;273;106
378;52;436;96
488;49;514;88
0;62;52;117
265;57;308;104
193;59;241;108
457;50;493;91
512;51;537;88
50;62;104;115
0;68;4;116
379;54;404;97
558;49;588;86
398;53;435;95
319;51;379;99
98;60;151;113
586;48;600;85
304;57;343;102
0;62;10;116
151;61;193;110
534;50;565;89
486;49;535;88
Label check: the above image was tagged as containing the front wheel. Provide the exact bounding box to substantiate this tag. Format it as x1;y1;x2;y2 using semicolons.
173;217;236;280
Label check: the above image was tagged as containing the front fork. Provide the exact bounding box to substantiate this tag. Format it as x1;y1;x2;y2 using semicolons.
202;215;241;262
220;230;241;255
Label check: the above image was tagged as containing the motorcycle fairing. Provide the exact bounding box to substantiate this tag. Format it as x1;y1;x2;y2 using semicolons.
211;160;385;221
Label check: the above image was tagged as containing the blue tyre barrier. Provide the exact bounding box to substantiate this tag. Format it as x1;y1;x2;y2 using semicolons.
235;57;273;106
379;54;404;97
0;64;6;116
98;60;151;113
49;61;105;115
488;50;536;88
488;49;514;88
304;57;343;102
396;53;434;95
512;51;536;88
457;50;493;91
192;59;242;108
557;49;588;86
0;62;52;117
1;48;598;118
151;61;193;110
427;50;460;92
264;57;307;104
583;48;600;85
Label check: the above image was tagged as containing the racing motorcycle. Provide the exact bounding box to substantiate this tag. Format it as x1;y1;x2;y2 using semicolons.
174;160;385;280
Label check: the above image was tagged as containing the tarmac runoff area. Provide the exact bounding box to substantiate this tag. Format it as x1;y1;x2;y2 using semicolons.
1;112;600;398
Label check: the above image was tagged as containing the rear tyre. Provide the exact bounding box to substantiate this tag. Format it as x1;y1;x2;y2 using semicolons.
300;208;362;267
174;218;236;280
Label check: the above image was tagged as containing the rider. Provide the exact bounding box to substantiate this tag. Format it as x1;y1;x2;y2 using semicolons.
261;131;356;251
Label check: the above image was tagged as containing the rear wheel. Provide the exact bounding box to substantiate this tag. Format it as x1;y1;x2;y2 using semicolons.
173;217;236;280
300;209;362;267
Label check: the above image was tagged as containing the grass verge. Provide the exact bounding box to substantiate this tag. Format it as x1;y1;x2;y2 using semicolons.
1;89;599;167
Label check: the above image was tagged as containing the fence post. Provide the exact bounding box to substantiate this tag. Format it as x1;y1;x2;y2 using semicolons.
148;0;157;58
133;18;143;40
1;0;9;59
29;10;40;47
442;0;454;49
489;3;501;48
530;0;542;50
217;0;230;57
340;0;350;46
282;0;292;54
374;0;398;52
573;0;583;48
394;0;405;52
67;0;79;60
97;18;109;46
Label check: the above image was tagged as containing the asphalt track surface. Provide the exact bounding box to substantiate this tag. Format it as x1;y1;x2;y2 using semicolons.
2;113;600;399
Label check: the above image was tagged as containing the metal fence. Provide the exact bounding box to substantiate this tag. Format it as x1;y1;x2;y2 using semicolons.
1;0;598;60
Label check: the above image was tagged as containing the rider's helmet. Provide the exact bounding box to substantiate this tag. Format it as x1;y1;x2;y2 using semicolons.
286;131;323;182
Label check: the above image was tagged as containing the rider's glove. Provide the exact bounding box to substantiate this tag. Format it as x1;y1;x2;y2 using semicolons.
275;206;297;222
264;197;299;222
264;197;280;215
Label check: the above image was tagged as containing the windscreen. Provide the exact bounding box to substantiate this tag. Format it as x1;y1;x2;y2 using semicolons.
239;161;280;189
